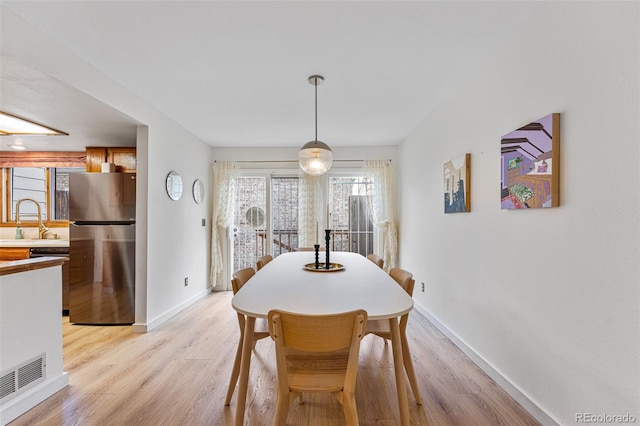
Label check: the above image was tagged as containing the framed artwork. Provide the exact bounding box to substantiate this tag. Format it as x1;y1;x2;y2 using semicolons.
500;113;560;209
444;153;470;213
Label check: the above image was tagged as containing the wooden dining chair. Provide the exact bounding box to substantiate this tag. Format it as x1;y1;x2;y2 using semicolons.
366;253;384;269
225;267;271;405
268;309;368;426
295;246;315;251
256;254;273;271
365;267;422;404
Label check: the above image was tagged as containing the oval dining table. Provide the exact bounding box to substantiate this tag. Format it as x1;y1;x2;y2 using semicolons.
231;251;414;426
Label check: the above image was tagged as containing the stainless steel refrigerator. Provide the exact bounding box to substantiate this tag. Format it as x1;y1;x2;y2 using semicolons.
69;173;136;324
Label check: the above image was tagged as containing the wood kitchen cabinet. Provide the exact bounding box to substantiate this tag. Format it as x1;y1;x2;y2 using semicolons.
85;147;108;172
85;147;136;172
108;148;137;172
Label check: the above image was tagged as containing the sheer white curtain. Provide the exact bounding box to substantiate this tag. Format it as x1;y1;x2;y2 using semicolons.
363;160;397;271
298;170;324;248
210;161;236;287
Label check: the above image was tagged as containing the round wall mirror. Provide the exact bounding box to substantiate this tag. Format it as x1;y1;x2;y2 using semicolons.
192;179;204;204
166;171;183;200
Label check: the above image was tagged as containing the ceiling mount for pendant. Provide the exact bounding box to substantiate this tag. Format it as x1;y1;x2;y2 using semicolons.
308;74;324;87
298;74;333;176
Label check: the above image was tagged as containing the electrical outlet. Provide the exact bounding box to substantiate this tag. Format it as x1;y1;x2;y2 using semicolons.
201;218;206;226
421;282;425;292
184;277;189;287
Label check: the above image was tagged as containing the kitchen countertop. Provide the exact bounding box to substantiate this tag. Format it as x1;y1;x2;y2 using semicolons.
0;239;69;248
0;257;67;276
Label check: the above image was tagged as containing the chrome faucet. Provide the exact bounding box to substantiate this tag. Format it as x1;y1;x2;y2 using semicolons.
15;198;49;239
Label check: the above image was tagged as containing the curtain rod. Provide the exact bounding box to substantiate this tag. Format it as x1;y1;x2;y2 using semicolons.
215;159;391;163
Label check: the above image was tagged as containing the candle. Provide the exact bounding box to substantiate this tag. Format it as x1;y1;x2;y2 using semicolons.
316;221;319;244
326;205;330;228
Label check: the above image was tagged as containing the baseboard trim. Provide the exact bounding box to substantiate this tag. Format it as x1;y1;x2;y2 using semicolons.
0;372;68;426
132;287;212;333
413;301;559;426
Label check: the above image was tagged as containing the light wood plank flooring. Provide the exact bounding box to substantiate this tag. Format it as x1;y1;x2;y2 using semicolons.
9;291;541;426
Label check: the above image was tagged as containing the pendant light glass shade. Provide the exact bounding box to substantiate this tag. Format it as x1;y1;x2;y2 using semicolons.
299;75;333;176
299;140;333;176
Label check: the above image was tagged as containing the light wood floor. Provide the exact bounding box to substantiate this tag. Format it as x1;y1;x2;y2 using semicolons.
9;291;541;426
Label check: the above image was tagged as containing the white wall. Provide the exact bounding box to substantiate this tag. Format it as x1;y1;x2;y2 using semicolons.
1;10;215;331
398;2;639;425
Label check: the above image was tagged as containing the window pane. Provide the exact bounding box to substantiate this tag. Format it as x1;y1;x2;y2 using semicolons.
11;167;47;221
329;176;373;256
233;177;267;272
52;168;82;220
272;177;299;255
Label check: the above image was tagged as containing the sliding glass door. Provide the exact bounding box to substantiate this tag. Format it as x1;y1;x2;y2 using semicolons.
232;176;267;272
230;172;376;274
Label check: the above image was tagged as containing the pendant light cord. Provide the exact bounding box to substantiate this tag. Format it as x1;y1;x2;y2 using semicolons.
314;77;318;141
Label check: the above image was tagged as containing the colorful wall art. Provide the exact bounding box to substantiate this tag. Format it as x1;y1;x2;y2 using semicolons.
444;153;470;213
500;113;560;209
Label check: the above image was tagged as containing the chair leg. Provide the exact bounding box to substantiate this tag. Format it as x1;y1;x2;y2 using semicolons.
224;331;244;405
273;390;291;426
342;391;360;426
400;331;422;404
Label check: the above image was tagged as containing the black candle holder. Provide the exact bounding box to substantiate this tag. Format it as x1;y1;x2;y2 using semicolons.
314;244;320;269
324;229;331;269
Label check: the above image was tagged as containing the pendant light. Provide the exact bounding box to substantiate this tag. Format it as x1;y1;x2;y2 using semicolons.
298;75;333;176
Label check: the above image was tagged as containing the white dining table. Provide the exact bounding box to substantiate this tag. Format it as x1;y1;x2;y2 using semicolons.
231;251;414;426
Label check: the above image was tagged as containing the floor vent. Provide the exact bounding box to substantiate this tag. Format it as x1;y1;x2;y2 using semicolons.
0;353;46;404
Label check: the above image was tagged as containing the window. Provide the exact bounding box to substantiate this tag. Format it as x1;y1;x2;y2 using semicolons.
2;167;83;224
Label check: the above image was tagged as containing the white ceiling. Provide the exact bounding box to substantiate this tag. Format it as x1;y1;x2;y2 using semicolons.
0;1;537;152
0;55;140;151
